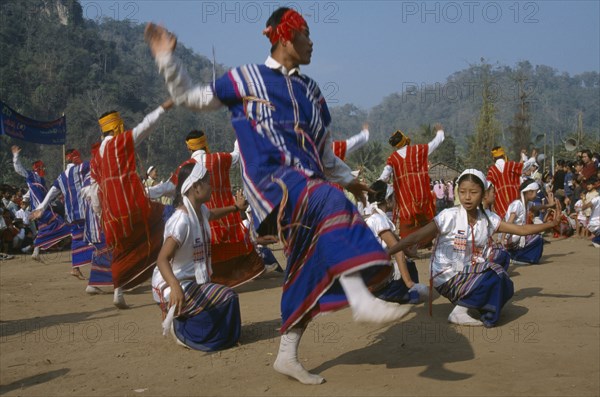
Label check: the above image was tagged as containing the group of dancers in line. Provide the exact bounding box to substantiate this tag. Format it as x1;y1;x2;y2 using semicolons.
9;7;600;385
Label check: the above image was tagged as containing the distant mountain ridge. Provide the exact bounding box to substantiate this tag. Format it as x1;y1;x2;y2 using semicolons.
1;0;598;184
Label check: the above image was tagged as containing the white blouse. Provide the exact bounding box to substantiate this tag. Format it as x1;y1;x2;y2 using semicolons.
151;205;212;303
365;206;401;280
431;207;501;287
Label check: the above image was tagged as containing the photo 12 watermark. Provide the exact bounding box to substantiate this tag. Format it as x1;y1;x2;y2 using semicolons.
83;1;140;23
199;1;340;24
400;80;538;104
400;1;540;24
1;320;141;345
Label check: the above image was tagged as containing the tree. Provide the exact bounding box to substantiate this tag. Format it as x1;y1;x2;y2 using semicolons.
466;61;501;170
347;141;388;183
508;72;532;161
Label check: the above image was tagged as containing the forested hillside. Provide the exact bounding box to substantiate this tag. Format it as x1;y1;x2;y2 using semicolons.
0;0;233;185
1;0;598;185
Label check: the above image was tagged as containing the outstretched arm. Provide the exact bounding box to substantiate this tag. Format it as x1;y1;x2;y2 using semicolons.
322;130;373;206
344;125;369;156
30;186;61;220
11;146;28;178
147;180;176;200
387;221;439;256
497;201;562;236
208;190;248;221
132;98;174;145
145;23;223;111
379;230;416;288
322;130;355;186
427;123;445;154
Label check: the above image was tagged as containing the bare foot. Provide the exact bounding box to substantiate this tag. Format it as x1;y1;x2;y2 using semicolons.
71;268;86;280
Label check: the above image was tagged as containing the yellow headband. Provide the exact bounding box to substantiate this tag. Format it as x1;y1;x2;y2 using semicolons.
186;136;209;152
390;130;411;148
491;147;505;158
99;112;124;135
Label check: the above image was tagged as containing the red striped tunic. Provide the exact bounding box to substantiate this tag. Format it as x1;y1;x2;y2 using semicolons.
332;140;347;161
94;131;151;247
486;161;523;219
92;132;164;289
387;144;435;237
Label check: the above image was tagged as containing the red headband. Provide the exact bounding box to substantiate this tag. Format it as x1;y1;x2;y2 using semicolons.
263;9;307;45
66;149;82;165
32;161;45;177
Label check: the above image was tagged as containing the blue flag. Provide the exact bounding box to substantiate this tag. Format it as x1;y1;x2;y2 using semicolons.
0;100;66;145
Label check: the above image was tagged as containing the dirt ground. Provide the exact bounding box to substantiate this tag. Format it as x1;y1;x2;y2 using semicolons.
1;236;599;396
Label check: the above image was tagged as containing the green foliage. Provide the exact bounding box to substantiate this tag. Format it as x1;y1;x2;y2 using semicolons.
466;61;502;170
367;60;599;168
346;141;389;183
1;0;598;188
508;71;533;161
0;0;233;185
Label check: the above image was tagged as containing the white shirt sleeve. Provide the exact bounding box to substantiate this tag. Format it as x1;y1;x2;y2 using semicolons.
132;106;166;145
231;140;240;166
434;208;455;235
12;153;28;178
36;186;61;212
164;211;189;247
427;129;445;154
345;129;369;156
155;52;224;111
505;200;521;222
321;131;354;186
147;181;176;199
366;213;393;237
486;210;502;233
378;164;393;182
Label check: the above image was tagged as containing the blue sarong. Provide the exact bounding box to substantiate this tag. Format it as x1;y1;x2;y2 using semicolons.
508;234;543;264
436;262;514;327
277;172;392;333
376;260;420;303
88;240;113;286
172;282;241;352
71;221;94;268
33;211;71;250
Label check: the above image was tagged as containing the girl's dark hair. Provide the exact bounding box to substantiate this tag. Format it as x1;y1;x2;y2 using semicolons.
173;163;196;207
368;180;388;205
266;7;292;53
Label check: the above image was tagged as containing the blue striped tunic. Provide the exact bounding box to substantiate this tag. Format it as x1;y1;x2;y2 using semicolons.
212;64;391;332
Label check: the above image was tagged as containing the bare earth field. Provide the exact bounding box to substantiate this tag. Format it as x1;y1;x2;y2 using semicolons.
1;237;599;396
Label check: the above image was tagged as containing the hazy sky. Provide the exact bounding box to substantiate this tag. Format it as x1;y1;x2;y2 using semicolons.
80;0;600;108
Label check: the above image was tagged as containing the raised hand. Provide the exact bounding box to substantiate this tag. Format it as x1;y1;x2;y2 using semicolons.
234;189;249;212
11;145;21;155
161;98;174;110
144;23;177;58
